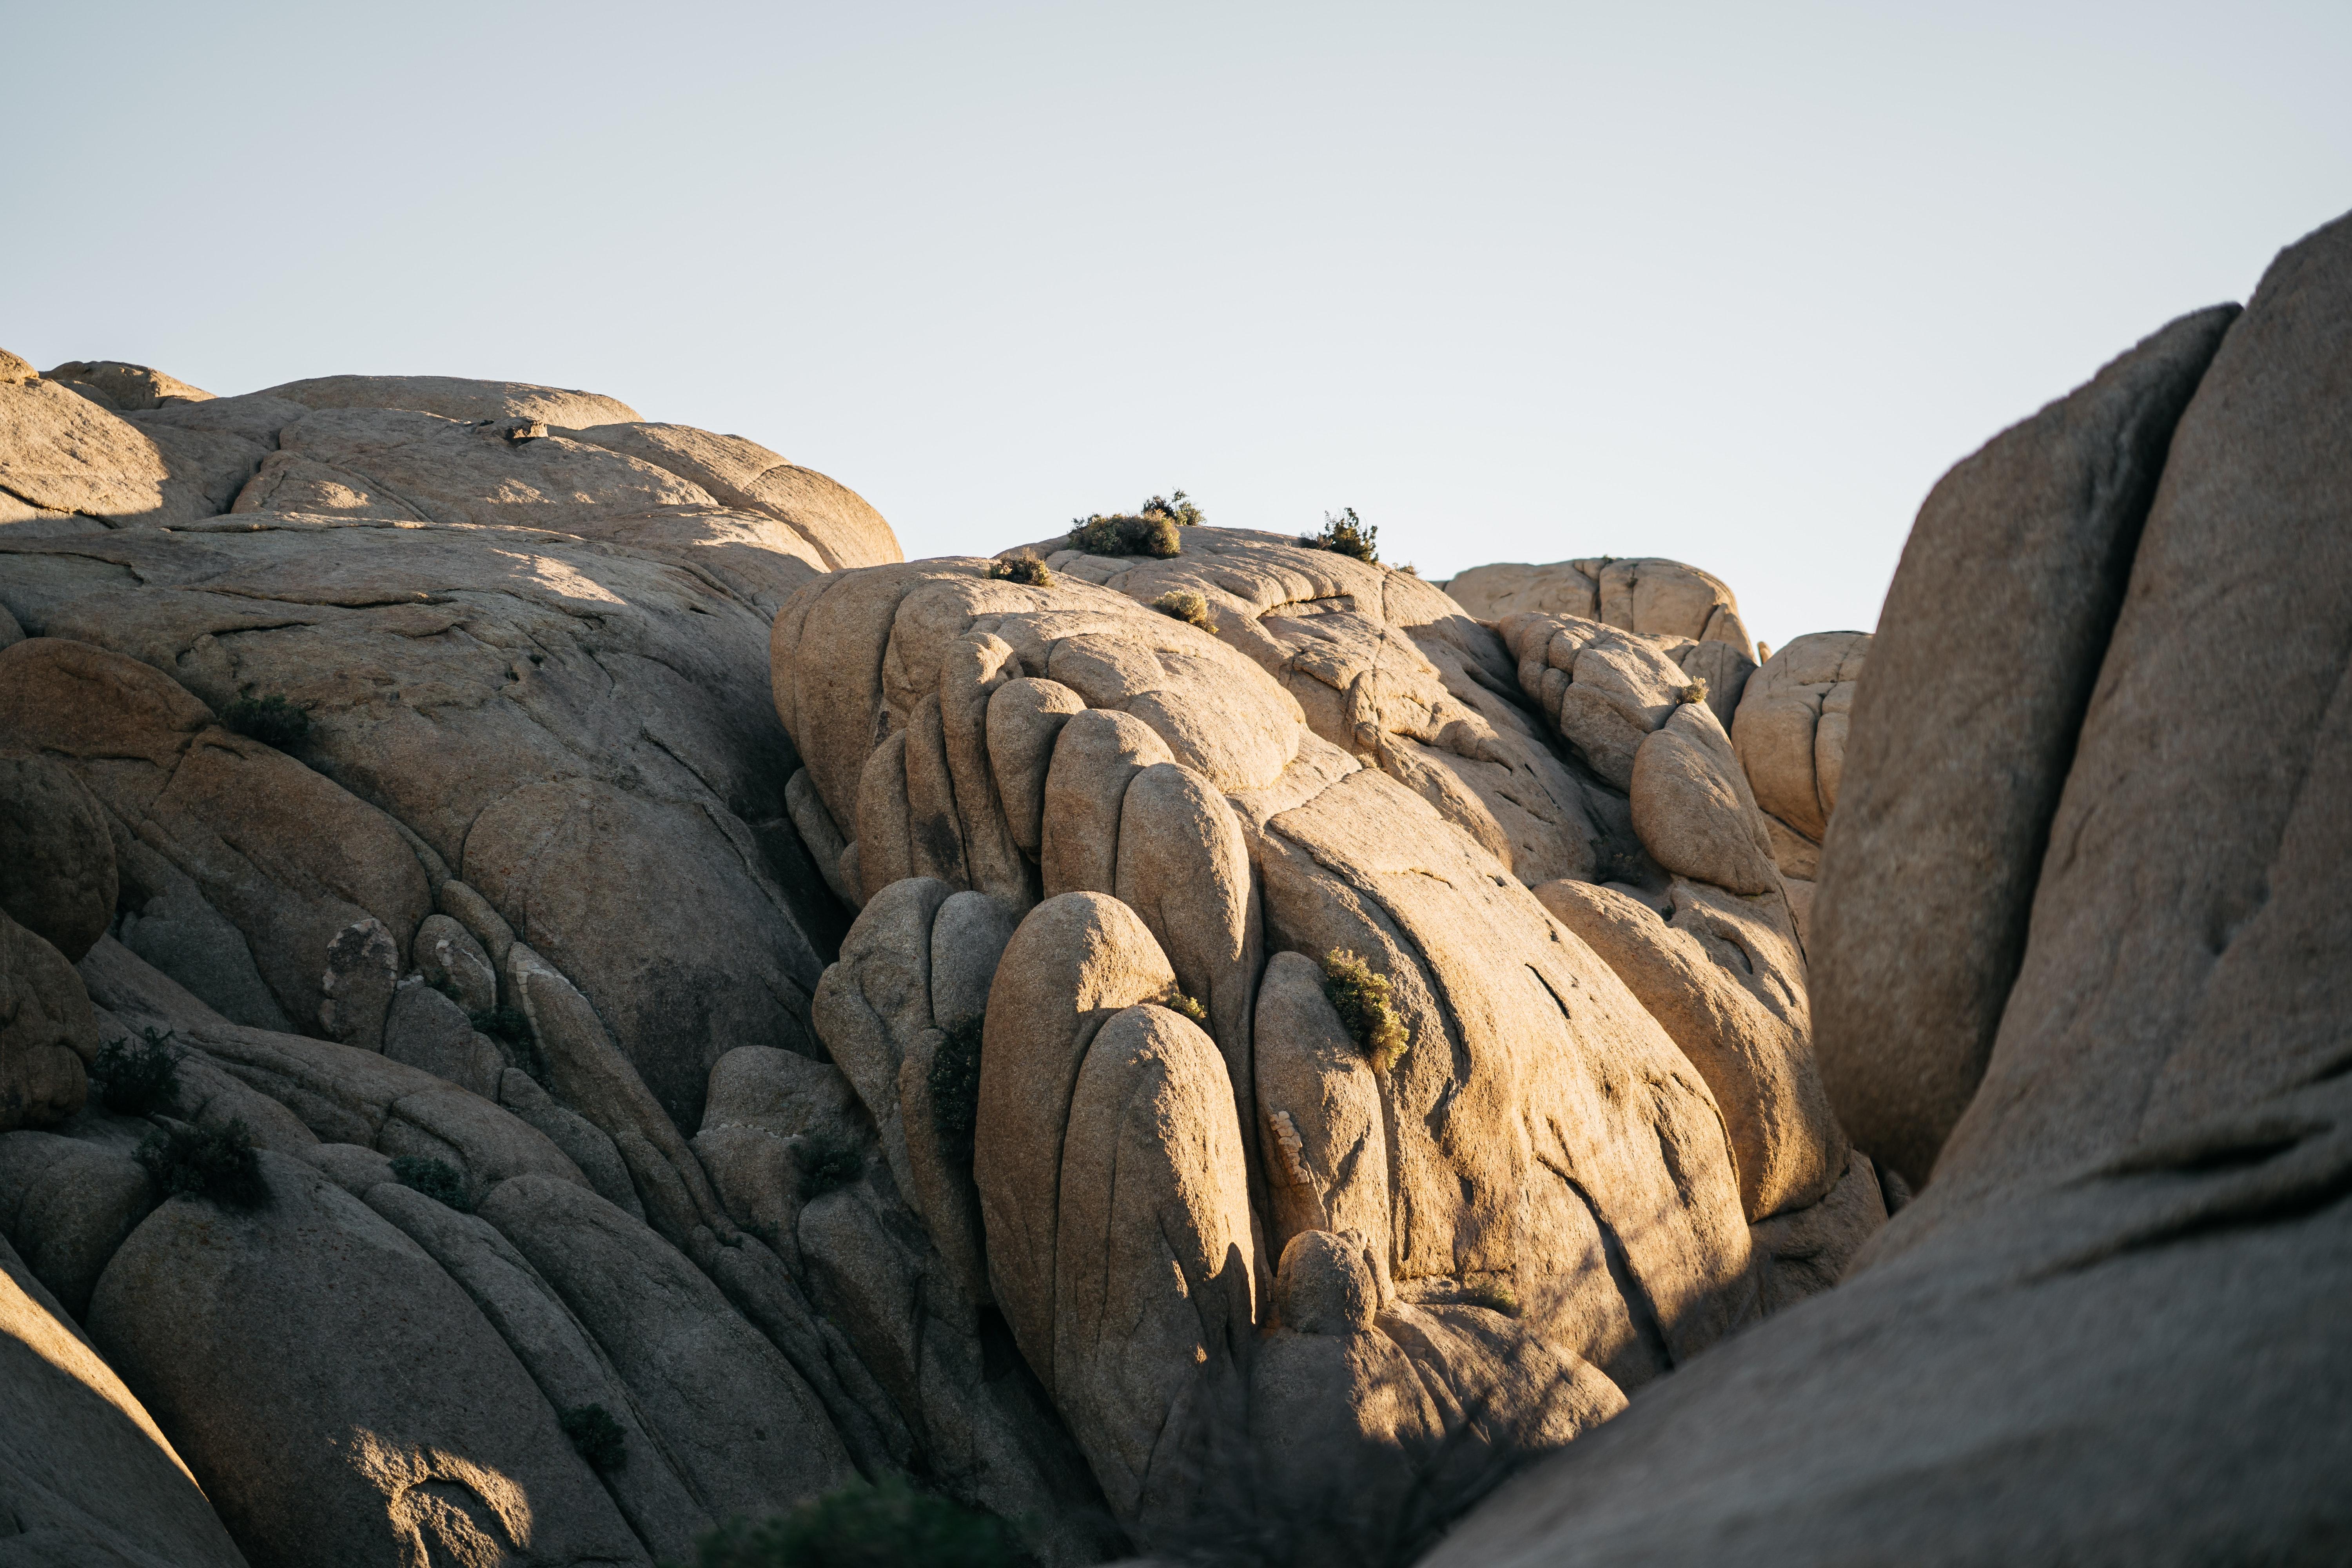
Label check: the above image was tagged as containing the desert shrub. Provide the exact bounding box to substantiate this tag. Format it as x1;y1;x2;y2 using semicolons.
391;1154;472;1212
1298;507;1379;563
1161;989;1209;1027
220;693;311;749
1140;488;1203;527
1679;678;1709;706
137;1120;268;1210
90;1026;183;1116
561;1403;628;1471
1322;949;1407;1072
1150;588;1214;631
1461;1281;1520;1317
428;975;463;1004
929;1016;985;1158
988;554;1054;587
1068;511;1181;559
797;1125;865;1202
686;1477;1024;1568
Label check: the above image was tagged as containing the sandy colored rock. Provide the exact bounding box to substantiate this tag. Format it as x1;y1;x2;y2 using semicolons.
380;976;505;1099
564;421;902;569
91;1151;647;1568
1746;1150;1886;1315
693;1042;866;1258
1;909;93;1133
0;749;118;961
0;1233;248;1567
1444;556;1755;659
413;911;497;1015
1045;530;1610;888
258;372;642;429
975;892;1180;1390
1040;708;1175;897
1052;1003;1257;1539
44;359;215;410
478;1173;856;1526
811;876;953;1200
1731;630;1870;852
987;676;1090;855
0;1129;152;1318
363;1178;713;1560
1535;878;1842;1220
1810;307;2238;1188
1252;951;1390;1267
1630;702;1780;898
0;374;229;528
0;637;431;1043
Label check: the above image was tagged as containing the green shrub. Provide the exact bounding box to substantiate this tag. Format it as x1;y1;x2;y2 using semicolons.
90;1026;182;1116
797;1126;864;1202
686;1477;1024;1568
220;693;311;750
928;1016;985;1157
1067;512;1181;559
1298;507;1379;563
1140;488;1203;527
1161;989;1209;1026
391;1154;472;1212
1150;588;1214;631
988;554;1054;587
1679;678;1709;706
1461;1281;1520;1317
561;1403;628;1471
137;1120;268;1210
1322;949;1407;1072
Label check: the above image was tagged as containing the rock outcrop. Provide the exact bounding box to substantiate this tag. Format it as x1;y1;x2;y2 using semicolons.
1728;630;1871;945
1418;213;2352;1568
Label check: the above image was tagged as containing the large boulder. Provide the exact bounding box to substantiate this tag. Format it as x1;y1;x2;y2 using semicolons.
1809;305;2238;1186
0;748;117;961
1419;212;2352;1568
1442;555;1755;660
1729;630;1871;942
1;907;93;1133
0;1234;247;1566
89;1152;648;1568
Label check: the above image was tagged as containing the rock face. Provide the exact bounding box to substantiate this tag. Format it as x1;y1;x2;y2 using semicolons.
1;1234;248;1566
1442;556;1755;661
1729;630;1872;946
1419;214;2352;1568
768;524;1871;1553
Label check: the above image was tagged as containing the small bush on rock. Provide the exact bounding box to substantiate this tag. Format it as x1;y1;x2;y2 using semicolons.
91;1027;183;1116
1461;1281;1520;1317
1299;507;1379;563
686;1477;1024;1568
1679;678;1709;706
391;1154;472;1212
798;1126;864;1202
137;1120;268;1210
1322;949;1407;1072
1140;488;1203;527
1150;589;1215;631
1068;510;1181;558
561;1403;627;1471
929;1016;985;1159
1161;989;1209;1027
988;554;1054;587
220;693;311;750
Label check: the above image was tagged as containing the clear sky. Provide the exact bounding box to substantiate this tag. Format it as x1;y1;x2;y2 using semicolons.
6;2;2347;648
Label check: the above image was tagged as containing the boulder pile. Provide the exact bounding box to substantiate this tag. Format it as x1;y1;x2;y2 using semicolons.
2;206;2345;1568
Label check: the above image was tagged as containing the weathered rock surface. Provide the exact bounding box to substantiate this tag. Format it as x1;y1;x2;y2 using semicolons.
1420;213;2352;1568
1730;630;1870;945
1809;305;2238;1186
91;1152;648;1568
0;749;118;961
1;1233;248;1567
0;1130;152;1318
257;372;641;429
1;907;93;1134
1443;556;1755;660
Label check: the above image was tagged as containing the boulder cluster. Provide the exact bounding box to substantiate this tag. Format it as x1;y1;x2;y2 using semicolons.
2;207;2346;1568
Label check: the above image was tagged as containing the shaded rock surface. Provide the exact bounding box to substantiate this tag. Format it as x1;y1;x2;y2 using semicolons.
1419;212;2350;1568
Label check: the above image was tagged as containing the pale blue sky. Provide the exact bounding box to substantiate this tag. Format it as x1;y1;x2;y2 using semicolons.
6;2;2347;646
